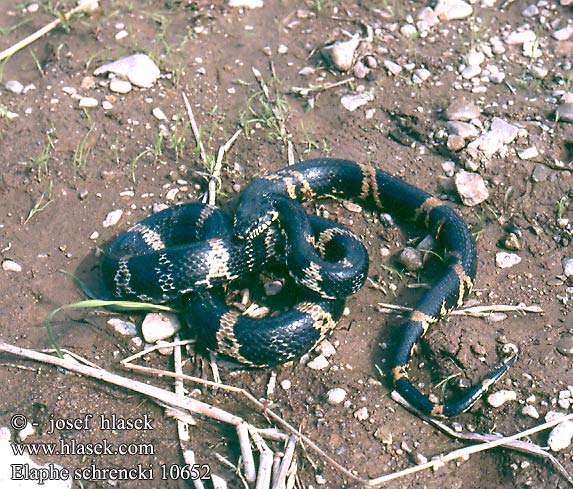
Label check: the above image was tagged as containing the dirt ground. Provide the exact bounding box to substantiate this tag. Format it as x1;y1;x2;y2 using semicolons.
1;0;573;488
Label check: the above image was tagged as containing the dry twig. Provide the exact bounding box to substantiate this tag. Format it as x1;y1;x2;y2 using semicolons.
0;0;99;62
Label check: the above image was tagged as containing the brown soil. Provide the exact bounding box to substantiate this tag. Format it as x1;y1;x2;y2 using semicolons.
1;1;572;488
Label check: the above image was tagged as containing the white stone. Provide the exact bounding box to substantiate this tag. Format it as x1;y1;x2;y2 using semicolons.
5;80;24;94
102;209;123;228
280;379;291;390
454;171;489;206
400;23;418;38
517;146;539;160
434;0;473;20
326;387;347;404
340;92;373;112
102;100;113;110
316;340;336;357
2;259;22;272
321;37;360;71
521;404;540;419
228;0;263;7
94;53;161;88
466;49;485;66
152;107;167;120
354;407;369;421
141;312;181;343
505;29;536;45
467;131;504;158
495;252;522;269
548;420;573;451
446;99;480;121
562;257;573;277
115;29;129;40
78;97;98;108
553;25;573;41
383;59;403;75
416;7;439;30
107;318;138;336
461;64;481;79
447;121;479;139
412;68;431;83
490;117;519;144
487;389;517;408
307;354;329;370
109;78;132;94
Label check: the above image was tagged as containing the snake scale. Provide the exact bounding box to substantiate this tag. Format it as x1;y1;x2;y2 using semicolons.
103;158;515;417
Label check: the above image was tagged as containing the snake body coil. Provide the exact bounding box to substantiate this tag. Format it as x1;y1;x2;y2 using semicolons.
103;158;515;417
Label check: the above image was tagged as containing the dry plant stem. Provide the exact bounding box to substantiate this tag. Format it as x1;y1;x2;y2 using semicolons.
182;92;209;168
391;391;573;486
377;302;544;317
0;342;243;427
249;429;274;489
237;421;257;483
0;0;99;62
207;128;241;206
173;340;191;442
272;435;297;489
186;450;206;489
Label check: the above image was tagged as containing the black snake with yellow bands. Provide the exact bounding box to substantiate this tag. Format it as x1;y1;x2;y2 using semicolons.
103;158;515;417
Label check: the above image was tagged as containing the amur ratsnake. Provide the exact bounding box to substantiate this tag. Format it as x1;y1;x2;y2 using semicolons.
103;158;516;417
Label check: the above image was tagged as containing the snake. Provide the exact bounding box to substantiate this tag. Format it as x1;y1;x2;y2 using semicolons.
103;158;516;417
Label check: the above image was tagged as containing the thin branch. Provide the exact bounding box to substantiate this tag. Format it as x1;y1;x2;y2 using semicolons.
0;0;99;62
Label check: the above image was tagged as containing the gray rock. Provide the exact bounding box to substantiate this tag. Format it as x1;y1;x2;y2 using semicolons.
556;103;573;123
490;117;519;144
321;37;360;72
445;99;480;121
94;53;161;88
495;251;522;269
141;312;181;343
434;0;472;20
532;164;550;182
446;121;479;139
454;170;489;206
562;257;573;277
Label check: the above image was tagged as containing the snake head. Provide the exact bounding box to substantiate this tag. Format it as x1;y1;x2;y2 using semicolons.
234;194;279;240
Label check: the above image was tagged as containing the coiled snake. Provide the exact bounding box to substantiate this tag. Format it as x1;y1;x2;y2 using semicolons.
103;158;515;417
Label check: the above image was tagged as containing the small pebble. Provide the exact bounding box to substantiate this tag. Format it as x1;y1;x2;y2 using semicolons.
446;121;479;139
454;170;489;206
307;354;329;370
228;0;263;8
547;420;573;451
94;53;161;88
487;389;517;408
152;107;167;120
374;427;393;445
354;407;369;421
321;38;360;72
263;280;283;296
434;0;472;20
383;59;402;75
340;92;373;112
521;404;540;419
102;209;123;228
445;99;480;121
327;387;347;404
562;257;573;277
495;252;522;269
5;80;24;94
490;117;519;144
399;247;424;271
412;68;431;83
556;333;573;356
280;379;291;390
79;97;98;108
141;312;181;343
2;259;22;272
109;78;132;94
316;340;336;357
107;318;138;336
518;146;539;160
